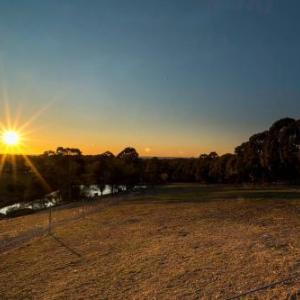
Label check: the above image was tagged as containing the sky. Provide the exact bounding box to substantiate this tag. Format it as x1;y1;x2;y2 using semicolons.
0;0;300;157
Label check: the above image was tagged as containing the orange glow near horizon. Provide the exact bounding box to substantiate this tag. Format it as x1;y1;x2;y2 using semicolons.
0;101;53;193
0;101;234;158
0;126;27;155
0;100;52;155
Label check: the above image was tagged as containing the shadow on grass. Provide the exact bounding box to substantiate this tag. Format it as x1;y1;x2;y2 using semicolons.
49;233;82;258
130;185;300;204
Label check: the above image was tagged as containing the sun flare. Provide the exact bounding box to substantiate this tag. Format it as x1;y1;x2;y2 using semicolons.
2;130;21;146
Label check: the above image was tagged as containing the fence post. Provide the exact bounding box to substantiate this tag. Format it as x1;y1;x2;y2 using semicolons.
48;206;52;235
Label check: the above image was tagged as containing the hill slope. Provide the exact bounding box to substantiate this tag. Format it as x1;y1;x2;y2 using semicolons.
1;185;300;299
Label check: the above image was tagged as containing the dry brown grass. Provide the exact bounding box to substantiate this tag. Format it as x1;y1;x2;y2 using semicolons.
1;184;300;299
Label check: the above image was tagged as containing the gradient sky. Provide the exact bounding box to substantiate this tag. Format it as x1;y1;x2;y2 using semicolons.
0;0;300;157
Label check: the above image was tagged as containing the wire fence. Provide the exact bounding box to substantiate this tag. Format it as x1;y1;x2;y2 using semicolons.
0;196;123;254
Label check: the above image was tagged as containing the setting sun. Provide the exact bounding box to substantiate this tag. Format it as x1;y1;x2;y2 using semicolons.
2;130;21;146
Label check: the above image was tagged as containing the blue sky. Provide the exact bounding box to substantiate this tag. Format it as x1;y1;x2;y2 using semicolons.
0;0;300;156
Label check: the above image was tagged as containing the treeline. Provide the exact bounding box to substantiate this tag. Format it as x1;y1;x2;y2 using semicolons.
1;118;300;208
153;118;300;183
0;147;142;207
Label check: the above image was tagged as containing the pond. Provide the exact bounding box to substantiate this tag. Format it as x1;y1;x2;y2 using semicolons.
0;185;147;216
0;190;61;215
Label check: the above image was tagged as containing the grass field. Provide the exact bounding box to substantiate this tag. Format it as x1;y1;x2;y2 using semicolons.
1;184;300;299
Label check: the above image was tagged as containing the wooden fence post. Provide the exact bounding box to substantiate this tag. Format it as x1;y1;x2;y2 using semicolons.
48;207;52;234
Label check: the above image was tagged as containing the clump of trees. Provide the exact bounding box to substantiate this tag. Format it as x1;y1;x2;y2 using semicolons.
1;118;300;208
0;147;142;207
157;118;300;184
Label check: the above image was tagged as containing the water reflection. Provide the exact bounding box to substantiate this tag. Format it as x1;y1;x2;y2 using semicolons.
0;184;145;216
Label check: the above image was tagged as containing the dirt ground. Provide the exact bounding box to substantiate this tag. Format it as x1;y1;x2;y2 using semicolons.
1;184;300;299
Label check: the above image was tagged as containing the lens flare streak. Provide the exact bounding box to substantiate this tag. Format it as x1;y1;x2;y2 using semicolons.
0;101;52;193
